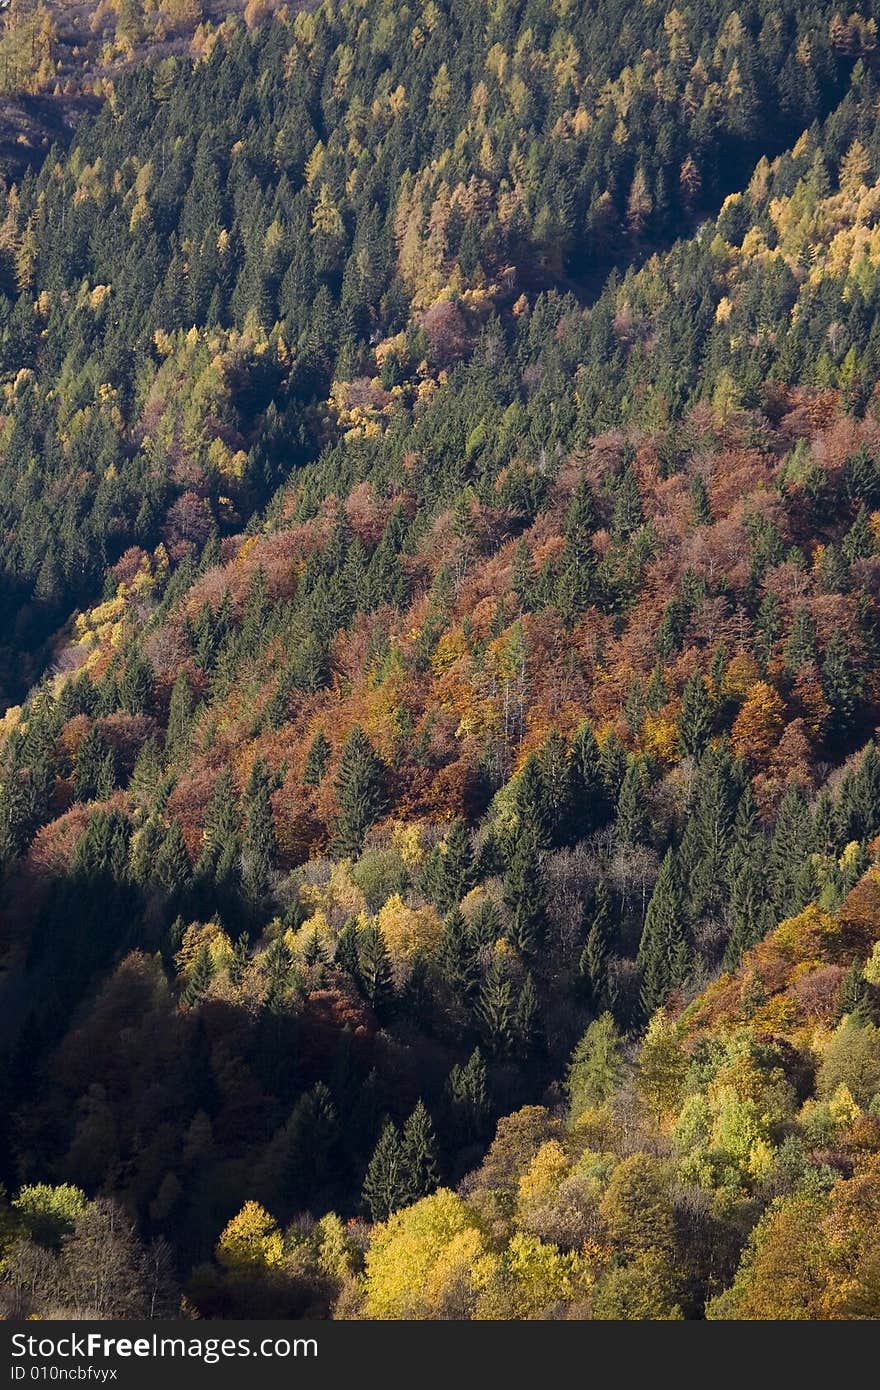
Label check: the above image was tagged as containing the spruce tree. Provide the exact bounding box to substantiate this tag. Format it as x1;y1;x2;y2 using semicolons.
156;820;191;898
302;730;331;787
357;922;394;1018
513;973;541;1058
242;760;277;904
362;1120;407;1221
616;756;650;845
118;645;153;715
785;606;818;674
401;1101;440;1203
769;784;811;917
478;956;514;1056
165;673;194;760
678;673;712;759
182;945;213;1008
579;881;613;1008
570;721;609;837
502;829;546;955
637;851;690;1018
446;1047;489;1144
331;726;387;859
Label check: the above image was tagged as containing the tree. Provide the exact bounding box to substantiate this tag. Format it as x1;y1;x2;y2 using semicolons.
357;922;394;1018
155;820;191;897
242;760;277;904
58;1199;151;1319
679;673;712;759
73;725;116;803
118;646;153;715
401;1101;440;1203
636;1009;688;1122
731;680;785;768
822;632;863;746
570;721;609;836
331;727;388;858
362;1120;408;1221
478;956;515;1056
616;757;650;845
579;881;614;1009
165;672;195;759
302;730;331;786
567;1012;624;1122
446;1048;489;1144
637;851;690;1017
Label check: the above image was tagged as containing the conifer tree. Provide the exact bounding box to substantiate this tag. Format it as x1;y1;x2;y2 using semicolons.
165;673;195;760
302;730;331;787
118;645;153;715
678;673;712;759
446;1047;489;1144
182;945;213;1008
156;820;191;898
73;725;116;803
616;757;650;845
241;760;277;905
400;1101;440;1203
357;922;394;1018
513;973;541;1058
570;721;609;837
331;726;387;859
478;956;515;1056
785;606;818;674
637;851;690;1017
362;1120;407;1222
579;881;614;1008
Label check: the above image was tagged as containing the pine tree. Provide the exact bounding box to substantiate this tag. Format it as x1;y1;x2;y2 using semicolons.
155;820;191;897
446;1047;489;1144
302;730;331;787
679;673;712;759
616;757;650;845
513;973;541;1058
637;851;690;1018
579;881;613;1008
331;726;387;859
570;721;609;836
478;956;514;1056
182;945;213;1008
785;606;818;674
400;1100;440;1203
118;645;153;715
165;673;195;760
362;1119;407;1221
242;760;277;904
357;922;394;1018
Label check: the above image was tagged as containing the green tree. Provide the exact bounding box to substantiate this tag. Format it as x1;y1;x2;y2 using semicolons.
331;727;387;858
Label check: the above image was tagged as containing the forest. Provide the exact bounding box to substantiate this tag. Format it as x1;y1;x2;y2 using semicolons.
0;0;879;1320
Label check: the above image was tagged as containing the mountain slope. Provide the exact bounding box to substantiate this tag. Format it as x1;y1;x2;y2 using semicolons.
0;0;880;1321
